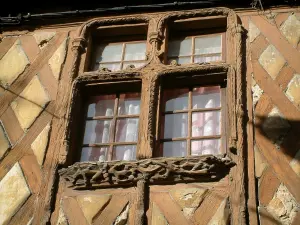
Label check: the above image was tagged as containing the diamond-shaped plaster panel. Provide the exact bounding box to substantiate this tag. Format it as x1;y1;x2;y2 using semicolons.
33;31;56;49
259;45;286;79
0;162;31;225
0;40;30;86
249;21;260;43
31;123;51;166
48;38;68;80
262;107;291;143
280;14;300;46
11;76;50;130
0;123;10;160
267;184;300;225
286;74;300;110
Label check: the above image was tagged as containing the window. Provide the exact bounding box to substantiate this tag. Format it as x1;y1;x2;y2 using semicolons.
92;41;147;71
80;92;141;162
71;16;232;163
167;33;225;64
160;85;226;157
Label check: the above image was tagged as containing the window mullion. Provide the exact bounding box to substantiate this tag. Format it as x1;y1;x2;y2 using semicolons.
108;95;120;161
187;89;192;156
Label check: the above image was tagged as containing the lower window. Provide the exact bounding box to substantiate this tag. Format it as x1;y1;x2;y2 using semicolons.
80;92;141;162
160;85;226;157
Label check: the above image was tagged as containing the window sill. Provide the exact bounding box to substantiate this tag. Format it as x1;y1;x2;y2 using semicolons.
59;154;235;190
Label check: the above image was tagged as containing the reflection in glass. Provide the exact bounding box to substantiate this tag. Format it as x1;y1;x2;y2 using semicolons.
194;35;222;55
192;111;221;137
164;114;188;139
168;39;192;57
163;141;186;157
124;42;147;61
194;55;222;63
87;95;115;117
163;89;189;111
115;118;139;142
83;120;112;144
80;147;109;162
118;93;141;115
113;145;136;161
96;44;123;62
192;86;221;109
191;139;220;155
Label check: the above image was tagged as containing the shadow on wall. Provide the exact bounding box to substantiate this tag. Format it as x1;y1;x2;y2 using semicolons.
254;115;300;160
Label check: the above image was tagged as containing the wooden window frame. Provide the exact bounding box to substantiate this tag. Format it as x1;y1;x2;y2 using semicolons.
159;84;227;157
166;32;226;64
91;39;148;71
81;92;141;162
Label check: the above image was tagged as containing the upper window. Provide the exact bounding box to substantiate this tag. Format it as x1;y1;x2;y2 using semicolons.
167;33;225;64
160;85;226;157
80;92;141;162
92;41;147;71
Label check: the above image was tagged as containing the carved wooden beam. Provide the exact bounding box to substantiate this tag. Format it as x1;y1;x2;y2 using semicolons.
59;155;235;189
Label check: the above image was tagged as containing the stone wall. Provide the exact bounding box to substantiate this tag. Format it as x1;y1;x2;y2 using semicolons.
0;6;299;225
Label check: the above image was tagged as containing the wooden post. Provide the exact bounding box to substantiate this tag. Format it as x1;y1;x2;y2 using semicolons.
135;179;146;225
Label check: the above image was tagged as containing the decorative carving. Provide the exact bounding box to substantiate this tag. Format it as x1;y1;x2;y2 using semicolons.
59;155;235;189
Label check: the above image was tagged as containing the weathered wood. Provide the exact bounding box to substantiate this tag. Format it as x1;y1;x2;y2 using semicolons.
63;197;89;225
93;195;129;225
59;155;235;189
135;179;146;225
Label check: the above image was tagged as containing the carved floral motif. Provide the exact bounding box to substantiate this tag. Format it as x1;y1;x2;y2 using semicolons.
59;155;235;189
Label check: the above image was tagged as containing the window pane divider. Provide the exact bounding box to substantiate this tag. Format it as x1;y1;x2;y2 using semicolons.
108;96;120;161
162;135;221;142
97;59;147;64
86;114;139;120
83;142;137;147
163;107;221;115
187;90;192;155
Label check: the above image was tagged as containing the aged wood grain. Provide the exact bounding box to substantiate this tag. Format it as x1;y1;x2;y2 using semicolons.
19;35;40;63
0;103;54;180
0;106;24;145
0;32;67;117
193;189;227;225
19;154;42;194
38;64;58;100
258;167;280;206
8;195;35;225
63;197;89;225
152;192;190;225
251;16;300;73
93;195;129;225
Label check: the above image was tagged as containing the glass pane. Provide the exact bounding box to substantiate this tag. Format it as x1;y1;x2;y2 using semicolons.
115;118;139;142
191;139;221;155
95;44;123;62
192;86;221;109
194;55;222;63
168;39;192;57
163;89;189;111
192;111;221;137
164;114;188;139
124;42;147;61
118;93;141;115
194;35;222;55
167;57;191;65
113;145;136;161
122;61;146;69
163;141;186;157
87;95;115;117
83;120;112;144
80;147;109;162
98;63;121;71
